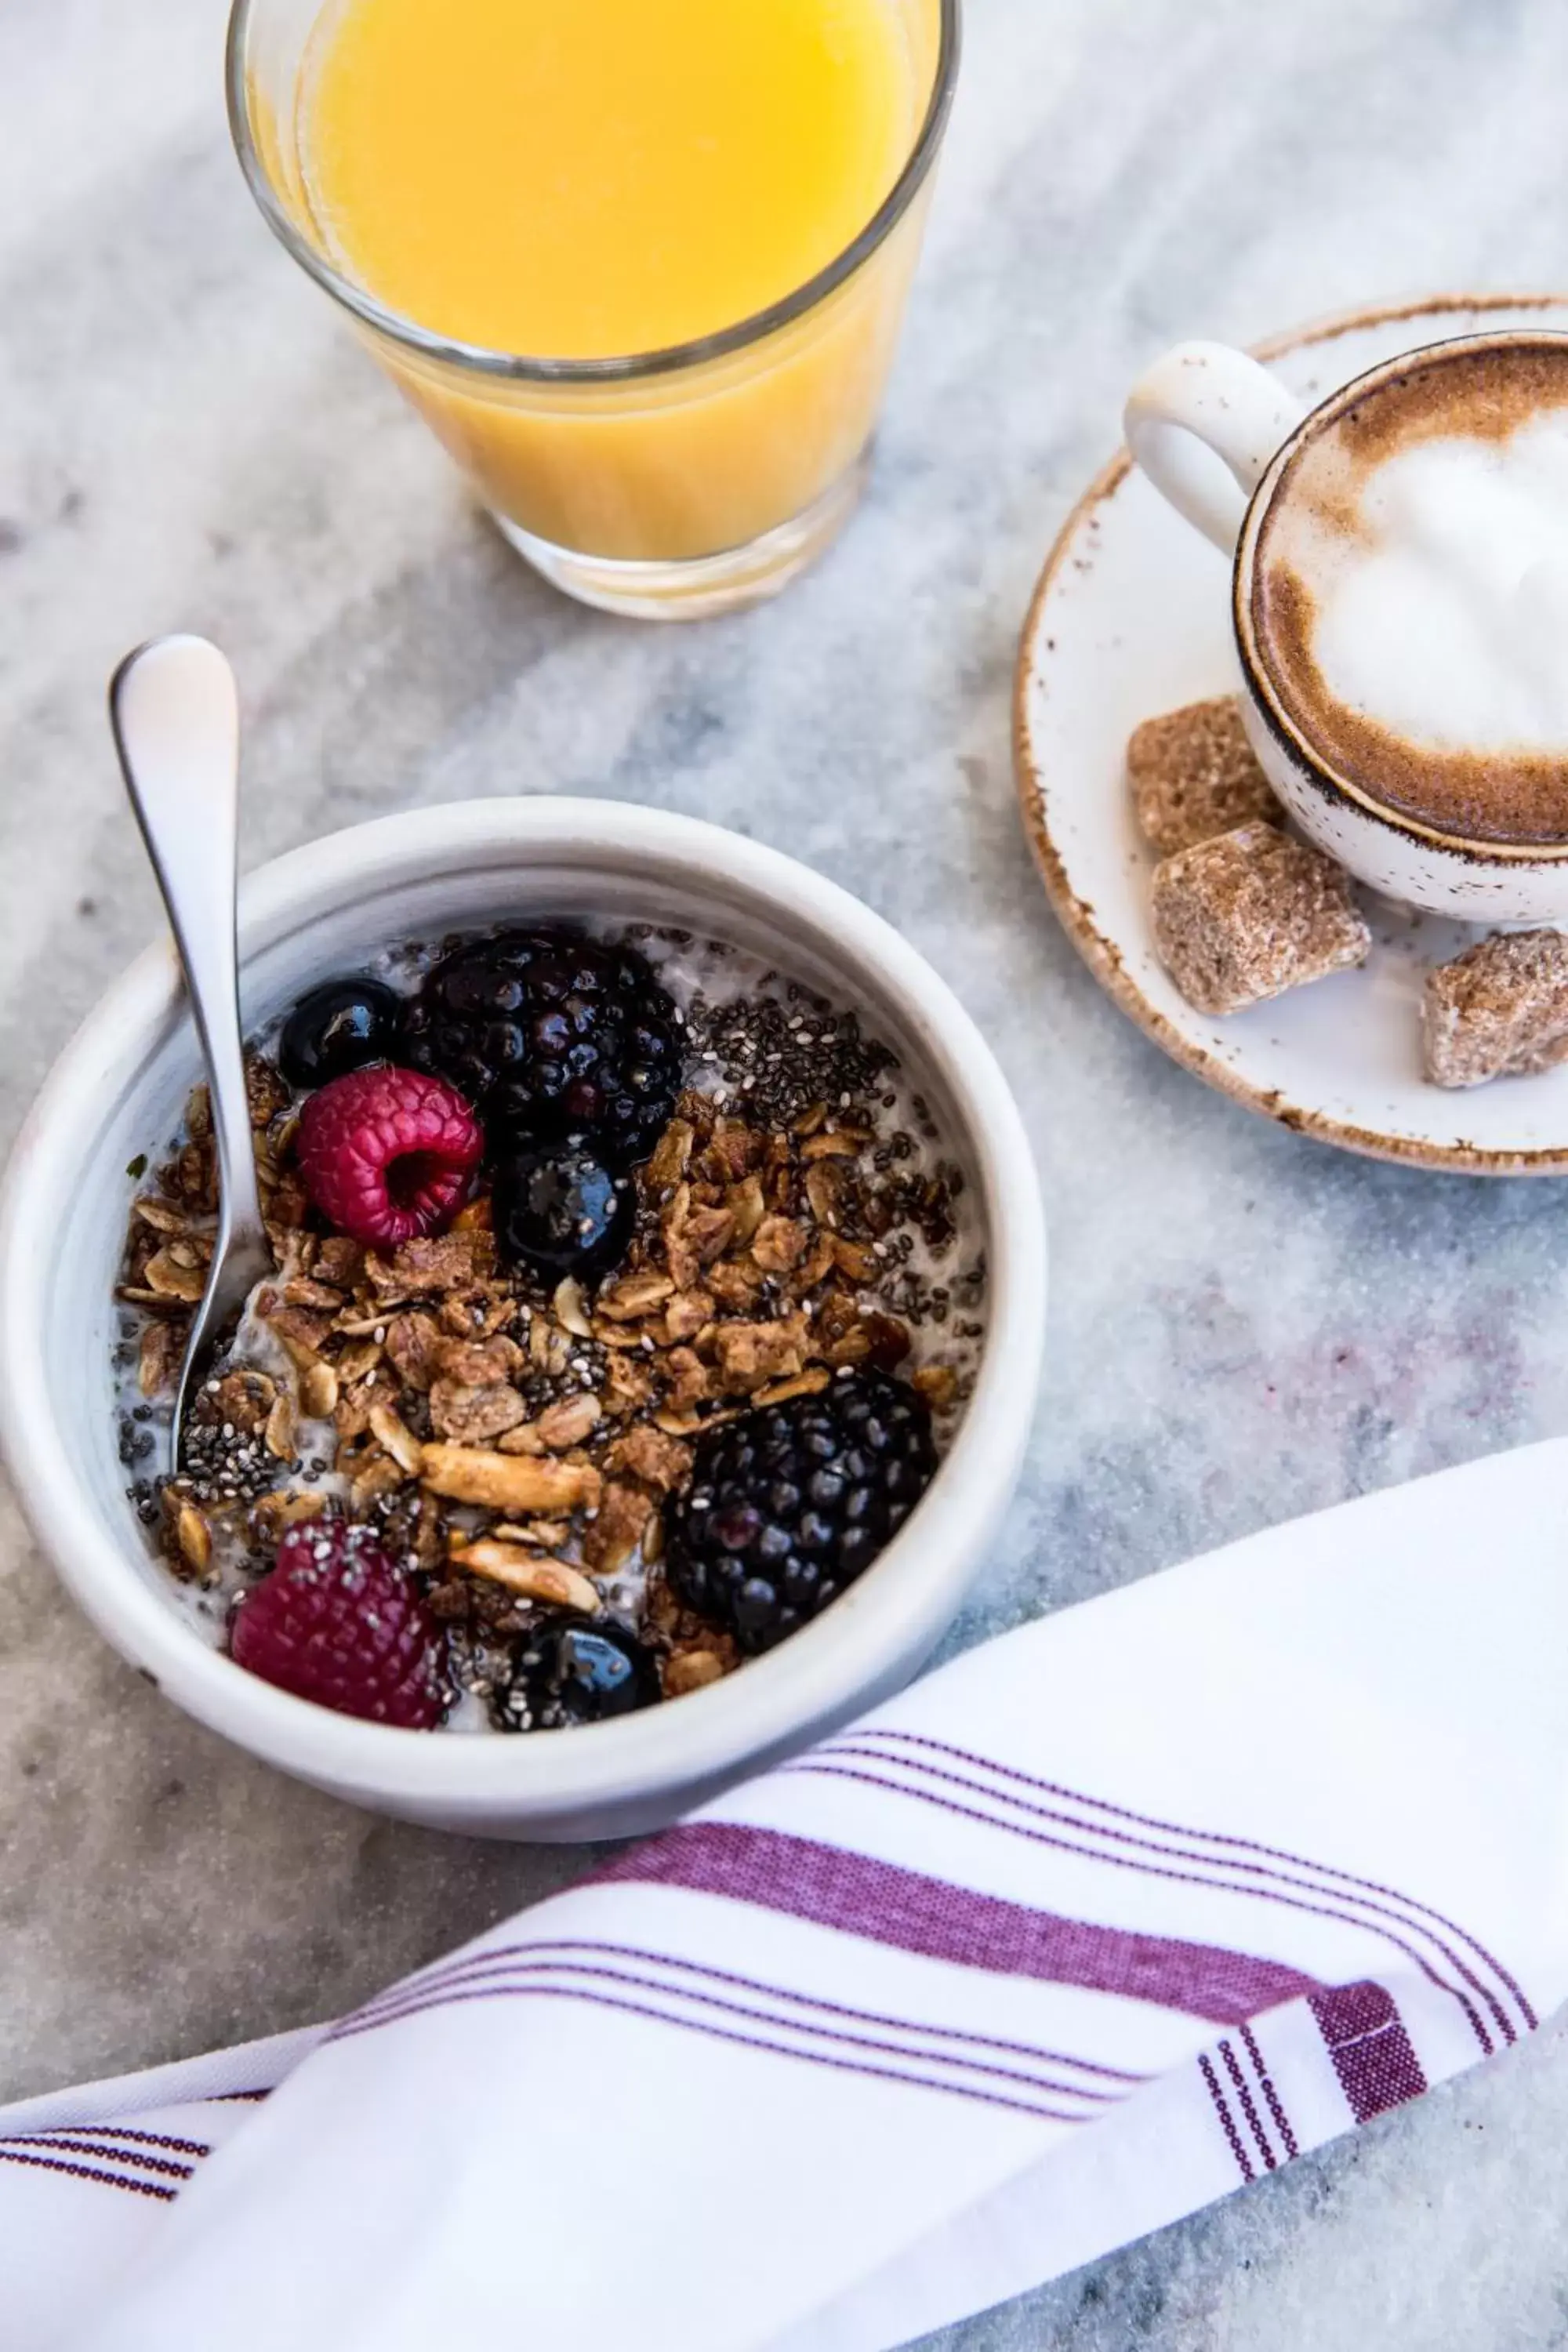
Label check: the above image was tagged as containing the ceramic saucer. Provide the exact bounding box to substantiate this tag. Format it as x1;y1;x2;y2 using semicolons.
1014;291;1568;1175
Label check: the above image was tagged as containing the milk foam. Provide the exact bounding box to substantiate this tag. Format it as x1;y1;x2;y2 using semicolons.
1269;408;1568;754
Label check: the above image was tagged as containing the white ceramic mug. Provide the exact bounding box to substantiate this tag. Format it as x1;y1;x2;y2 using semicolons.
1124;329;1568;921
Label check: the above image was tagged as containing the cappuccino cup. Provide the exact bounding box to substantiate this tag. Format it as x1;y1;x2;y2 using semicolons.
1124;329;1568;921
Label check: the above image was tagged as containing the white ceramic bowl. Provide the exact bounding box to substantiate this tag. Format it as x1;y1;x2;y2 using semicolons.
0;800;1045;1841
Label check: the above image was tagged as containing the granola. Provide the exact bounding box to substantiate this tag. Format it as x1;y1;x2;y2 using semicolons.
113;926;987;1733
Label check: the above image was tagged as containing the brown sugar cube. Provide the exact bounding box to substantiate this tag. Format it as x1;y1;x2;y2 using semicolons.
1423;930;1568;1088
1151;821;1370;1015
1128;696;1279;855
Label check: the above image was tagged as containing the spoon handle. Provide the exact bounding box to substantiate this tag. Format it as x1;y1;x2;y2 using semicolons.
109;636;267;1250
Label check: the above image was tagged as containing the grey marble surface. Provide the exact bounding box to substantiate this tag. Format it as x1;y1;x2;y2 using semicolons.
5;0;1568;2342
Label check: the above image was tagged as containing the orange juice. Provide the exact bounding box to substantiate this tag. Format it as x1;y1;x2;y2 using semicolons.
304;0;918;364
268;0;946;593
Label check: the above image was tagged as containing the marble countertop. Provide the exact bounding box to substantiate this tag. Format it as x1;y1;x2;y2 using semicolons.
5;0;1568;2342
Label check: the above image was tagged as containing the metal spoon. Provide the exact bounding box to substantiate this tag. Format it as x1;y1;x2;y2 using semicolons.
110;636;273;1468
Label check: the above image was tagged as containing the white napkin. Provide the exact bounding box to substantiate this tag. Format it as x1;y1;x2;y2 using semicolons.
7;1438;1566;2352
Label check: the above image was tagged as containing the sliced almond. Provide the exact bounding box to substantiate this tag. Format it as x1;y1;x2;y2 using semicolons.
724;1175;767;1246
174;1501;212;1577
791;1232;837;1291
804;1163;844;1231
334;1312;400;1339
141;1247;207;1305
826;1327;873;1367
553;1277;593;1339
421;1445;601;1515
300;1360;340;1419
597;1271;676;1322
336;1338;384;1385
590;1322;654;1352
830;1237;879;1284
265;1392;299;1463
351;1455;408;1511
489;1519;570;1548
368;1402;425;1475
250;1489;328;1545
454;1544;601;1613
136;1319;182;1399
282;1276;344;1311
753;1367;832;1409
800;1130;861;1161
132;1196;192;1235
268;1328;326;1374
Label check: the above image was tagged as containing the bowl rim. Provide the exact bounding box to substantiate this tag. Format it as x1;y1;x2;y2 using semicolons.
0;798;1045;1817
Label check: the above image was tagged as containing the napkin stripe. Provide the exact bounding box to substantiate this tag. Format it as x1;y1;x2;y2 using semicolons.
331;1951;1130;2113
31;2127;212;2158
593;1824;1320;2023
1216;2038;1276;2169
1197;2053;1254;2182
332;1975;1084;2122
336;1940;1142;2088
0;2136;198;2183
1308;1981;1428;2122
858;1732;1532;2034
787;1761;1497;2053
0;2147;179;2203
1240;2020;1299;2158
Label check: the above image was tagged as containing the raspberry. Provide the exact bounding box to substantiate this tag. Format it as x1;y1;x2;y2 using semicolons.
296;1065;482;1247
230;1519;448;1728
663;1370;937;1654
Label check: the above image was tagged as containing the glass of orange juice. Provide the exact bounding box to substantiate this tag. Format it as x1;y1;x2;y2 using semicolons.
227;0;959;620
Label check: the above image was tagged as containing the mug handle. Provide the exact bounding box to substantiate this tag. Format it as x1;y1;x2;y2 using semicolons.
1123;341;1308;555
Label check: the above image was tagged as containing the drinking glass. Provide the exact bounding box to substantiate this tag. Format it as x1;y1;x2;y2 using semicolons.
227;0;959;620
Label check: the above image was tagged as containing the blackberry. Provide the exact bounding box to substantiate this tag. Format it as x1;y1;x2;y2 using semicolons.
663;1369;937;1655
494;1613;661;1730
493;1142;635;1283
401;927;682;1165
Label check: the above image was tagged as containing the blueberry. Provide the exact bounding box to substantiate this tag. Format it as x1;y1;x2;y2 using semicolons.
492;1142;635;1282
278;978;403;1090
495;1614;661;1730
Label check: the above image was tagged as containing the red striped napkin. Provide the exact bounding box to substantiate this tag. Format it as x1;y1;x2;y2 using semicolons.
8;1439;1564;2352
